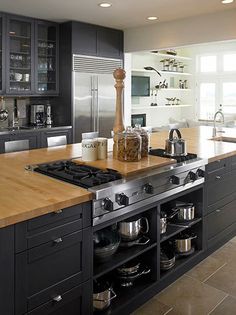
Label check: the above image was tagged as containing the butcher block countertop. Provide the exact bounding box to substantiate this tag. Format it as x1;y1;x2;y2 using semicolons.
1;125;236;228
150;126;236;163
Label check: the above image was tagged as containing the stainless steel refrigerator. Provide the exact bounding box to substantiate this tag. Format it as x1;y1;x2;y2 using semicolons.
72;55;122;143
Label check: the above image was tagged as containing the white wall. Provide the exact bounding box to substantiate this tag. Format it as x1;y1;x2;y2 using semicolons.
124;9;236;53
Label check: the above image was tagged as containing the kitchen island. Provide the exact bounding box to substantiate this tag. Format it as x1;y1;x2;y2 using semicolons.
1;126;236;315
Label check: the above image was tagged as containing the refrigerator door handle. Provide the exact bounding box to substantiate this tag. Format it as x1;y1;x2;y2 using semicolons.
94;76;99;133
91;76;96;132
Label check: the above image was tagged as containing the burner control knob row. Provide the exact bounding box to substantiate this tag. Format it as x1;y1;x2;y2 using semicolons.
170;175;180;185
116;193;129;206
196;168;205;178
101;198;113;211
143;183;154;194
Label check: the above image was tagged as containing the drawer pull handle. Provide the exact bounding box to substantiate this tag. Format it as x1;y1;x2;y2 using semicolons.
53;237;63;244
54;209;63;214
53;295;62;303
215;176;221;180
216;209;221;213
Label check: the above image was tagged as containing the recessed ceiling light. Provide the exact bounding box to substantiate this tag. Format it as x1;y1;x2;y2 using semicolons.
221;0;234;3
147;16;158;21
99;2;112;8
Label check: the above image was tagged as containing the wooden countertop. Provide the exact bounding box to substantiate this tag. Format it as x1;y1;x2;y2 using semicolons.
0;144;92;228
150;126;236;162
1;126;236;228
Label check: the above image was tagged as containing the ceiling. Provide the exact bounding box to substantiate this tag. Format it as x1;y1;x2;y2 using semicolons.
0;0;235;29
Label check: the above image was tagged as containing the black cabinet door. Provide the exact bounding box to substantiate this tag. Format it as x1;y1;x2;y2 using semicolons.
3;132;39;153
0;136;9;153
15;228;92;313
27;280;92;315
0;226;14;315
6;15;34;95
97;28;123;58
71;22;97;56
40;128;72;148
35;20;59;95
0;13;6;94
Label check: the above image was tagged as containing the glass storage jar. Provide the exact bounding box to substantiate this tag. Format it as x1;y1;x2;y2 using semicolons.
117;127;141;162
133;125;149;158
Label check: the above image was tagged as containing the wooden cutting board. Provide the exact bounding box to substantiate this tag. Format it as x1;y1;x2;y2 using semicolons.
73;152;175;176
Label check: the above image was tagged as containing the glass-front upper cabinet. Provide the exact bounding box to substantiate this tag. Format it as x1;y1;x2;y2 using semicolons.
0;14;5;94
35;21;58;95
6;16;34;94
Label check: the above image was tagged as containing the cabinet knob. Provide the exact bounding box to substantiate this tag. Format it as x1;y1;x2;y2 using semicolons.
215;175;221;180
216;209;221;213
53;295;62;302
53;237;63;244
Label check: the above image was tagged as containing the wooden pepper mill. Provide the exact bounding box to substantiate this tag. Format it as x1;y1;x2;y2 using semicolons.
113;68;126;159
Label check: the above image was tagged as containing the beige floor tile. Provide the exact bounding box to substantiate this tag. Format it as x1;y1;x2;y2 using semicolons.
186;256;225;282
132;298;172;315
205;262;236;298
211;242;236;265
229;236;236;244
210;295;236;315
156;275;227;315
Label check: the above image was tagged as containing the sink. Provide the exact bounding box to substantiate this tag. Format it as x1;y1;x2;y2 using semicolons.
210;136;236;143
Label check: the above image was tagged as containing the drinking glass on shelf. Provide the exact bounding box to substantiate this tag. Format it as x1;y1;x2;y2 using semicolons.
166;98;172;106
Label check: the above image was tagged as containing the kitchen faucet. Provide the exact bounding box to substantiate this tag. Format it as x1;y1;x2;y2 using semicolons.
212;106;224;137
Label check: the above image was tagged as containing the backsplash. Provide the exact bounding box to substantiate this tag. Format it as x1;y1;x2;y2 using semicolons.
0;97;57;128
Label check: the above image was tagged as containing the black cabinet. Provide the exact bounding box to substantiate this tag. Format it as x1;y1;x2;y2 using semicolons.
35;20;59;95
40;128;72;148
27;280;92;315
0;12;59;96
0;131;40;153
0;201;93;315
0;226;14;315
0;13;6;94
205;157;236;249
62;21;124;59
71;22;97;56
6;15;34;95
97;27;123;58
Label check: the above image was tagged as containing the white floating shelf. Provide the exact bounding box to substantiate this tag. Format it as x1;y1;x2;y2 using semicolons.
132;69;192;76
155;88;191;91
152;52;192;61
132;105;192;110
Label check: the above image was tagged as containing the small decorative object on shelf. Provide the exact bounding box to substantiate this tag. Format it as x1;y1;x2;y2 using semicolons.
155;79;168;89
179;80;188;89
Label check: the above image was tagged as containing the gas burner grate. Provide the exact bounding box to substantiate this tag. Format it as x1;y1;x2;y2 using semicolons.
149;148;197;163
34;161;122;188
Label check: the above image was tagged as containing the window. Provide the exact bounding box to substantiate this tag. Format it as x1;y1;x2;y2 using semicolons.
200;55;217;73
199;83;216;119
223;54;236;71
196;50;236;119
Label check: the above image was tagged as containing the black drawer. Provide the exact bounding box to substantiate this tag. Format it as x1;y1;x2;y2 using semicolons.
206;158;230;178
15;202;91;252
15;228;92;314
205;169;236;213
27;280;92;315
206;198;236;240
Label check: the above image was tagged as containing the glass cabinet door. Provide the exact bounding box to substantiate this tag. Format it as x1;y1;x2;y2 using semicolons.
7;16;33;94
36;22;58;94
0;14;4;93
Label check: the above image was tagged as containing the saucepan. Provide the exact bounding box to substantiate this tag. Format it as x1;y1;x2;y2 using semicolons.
118;217;149;241
93;280;116;311
172;203;195;222
175;233;197;253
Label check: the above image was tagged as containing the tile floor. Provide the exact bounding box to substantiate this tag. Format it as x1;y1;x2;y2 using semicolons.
132;237;236;315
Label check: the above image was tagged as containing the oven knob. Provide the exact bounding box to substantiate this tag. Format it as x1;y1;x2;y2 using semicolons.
143;183;154;194
196;168;205;178
101;198;113;211
188;171;198;181
116;193;129;206
170;175;180;185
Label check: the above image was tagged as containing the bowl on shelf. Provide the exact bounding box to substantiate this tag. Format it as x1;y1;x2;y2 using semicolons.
94;227;120;262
